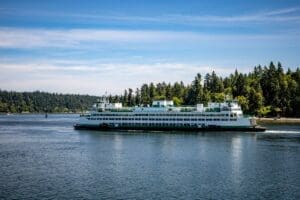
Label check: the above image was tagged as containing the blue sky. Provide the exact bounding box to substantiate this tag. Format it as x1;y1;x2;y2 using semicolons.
0;0;300;95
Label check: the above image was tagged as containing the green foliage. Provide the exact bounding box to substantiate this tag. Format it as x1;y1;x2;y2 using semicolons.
247;88;263;115
0;90;98;113
188;73;203;104
211;93;225;103
237;96;249;111
1;62;300;117
258;106;272;117
0;102;9;112
172;97;183;106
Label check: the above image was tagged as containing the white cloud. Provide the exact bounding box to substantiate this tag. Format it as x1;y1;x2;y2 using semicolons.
0;59;251;95
263;7;300;16
92;7;300;23
1;7;300;25
0;27;297;49
177;7;300;23
0;28;202;49
0;6;299;95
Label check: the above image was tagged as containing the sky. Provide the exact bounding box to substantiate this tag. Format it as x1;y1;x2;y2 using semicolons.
0;0;300;95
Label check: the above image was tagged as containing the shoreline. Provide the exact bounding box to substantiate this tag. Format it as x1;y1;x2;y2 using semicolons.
2;113;300;125
0;112;82;115
257;117;300;124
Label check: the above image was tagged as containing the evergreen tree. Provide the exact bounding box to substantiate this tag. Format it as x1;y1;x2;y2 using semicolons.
140;84;150;105
135;88;141;105
165;83;172;100
122;89;128;106
186;73;203;105
128;88;134;106
149;83;156;102
1;61;299;117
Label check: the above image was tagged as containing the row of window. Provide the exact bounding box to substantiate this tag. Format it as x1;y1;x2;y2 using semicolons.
91;113;236;117
121;123;196;126
87;118;237;121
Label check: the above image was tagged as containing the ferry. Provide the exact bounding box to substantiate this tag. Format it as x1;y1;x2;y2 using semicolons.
74;98;266;132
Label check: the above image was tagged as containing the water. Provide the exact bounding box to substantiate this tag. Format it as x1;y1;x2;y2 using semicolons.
0;114;299;200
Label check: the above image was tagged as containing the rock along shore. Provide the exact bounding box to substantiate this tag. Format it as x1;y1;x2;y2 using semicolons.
257;117;300;124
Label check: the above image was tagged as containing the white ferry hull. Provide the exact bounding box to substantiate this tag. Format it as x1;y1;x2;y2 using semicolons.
74;123;266;132
75;99;266;132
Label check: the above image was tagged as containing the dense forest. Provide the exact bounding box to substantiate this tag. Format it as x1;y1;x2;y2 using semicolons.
0;91;98;113
1;62;300;117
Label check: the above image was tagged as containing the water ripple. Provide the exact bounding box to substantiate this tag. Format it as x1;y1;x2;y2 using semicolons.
0;115;299;199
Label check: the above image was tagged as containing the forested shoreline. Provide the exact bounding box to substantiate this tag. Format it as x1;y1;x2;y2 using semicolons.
0;91;98;113
1;62;300;117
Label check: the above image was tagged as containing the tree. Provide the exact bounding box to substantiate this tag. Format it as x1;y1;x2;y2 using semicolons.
237;96;249;112
210;71;224;93
1;61;299;117
128;88;134;106
165;83;172;100
260;62;281;107
135;88;141;105
156;82;166;97
189;73;203;104
258;106;272;117
0;102;8;113
140;84;150;105
248;88;263;115
149;83;156;101
122;89;128;106
201;88;210;105
172;82;184;99
172;97;183;106
211;93;225;103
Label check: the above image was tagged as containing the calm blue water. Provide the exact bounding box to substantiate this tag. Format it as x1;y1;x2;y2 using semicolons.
0;114;299;200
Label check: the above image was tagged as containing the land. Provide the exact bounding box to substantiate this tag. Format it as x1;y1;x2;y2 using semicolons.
0;90;98;113
1;62;300;117
2;112;300;125
257;117;300;124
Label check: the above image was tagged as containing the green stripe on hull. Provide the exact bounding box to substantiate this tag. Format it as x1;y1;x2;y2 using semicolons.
74;124;266;132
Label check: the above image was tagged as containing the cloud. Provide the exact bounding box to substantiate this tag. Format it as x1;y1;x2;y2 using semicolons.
0;28;202;48
91;7;300;23
0;59;251;95
163;7;300;24
263;7;300;16
0;6;299;95
0;27;298;49
1;6;300;25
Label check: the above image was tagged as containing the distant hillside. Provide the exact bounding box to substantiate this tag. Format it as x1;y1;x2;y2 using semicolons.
0;90;99;113
1;62;300;117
